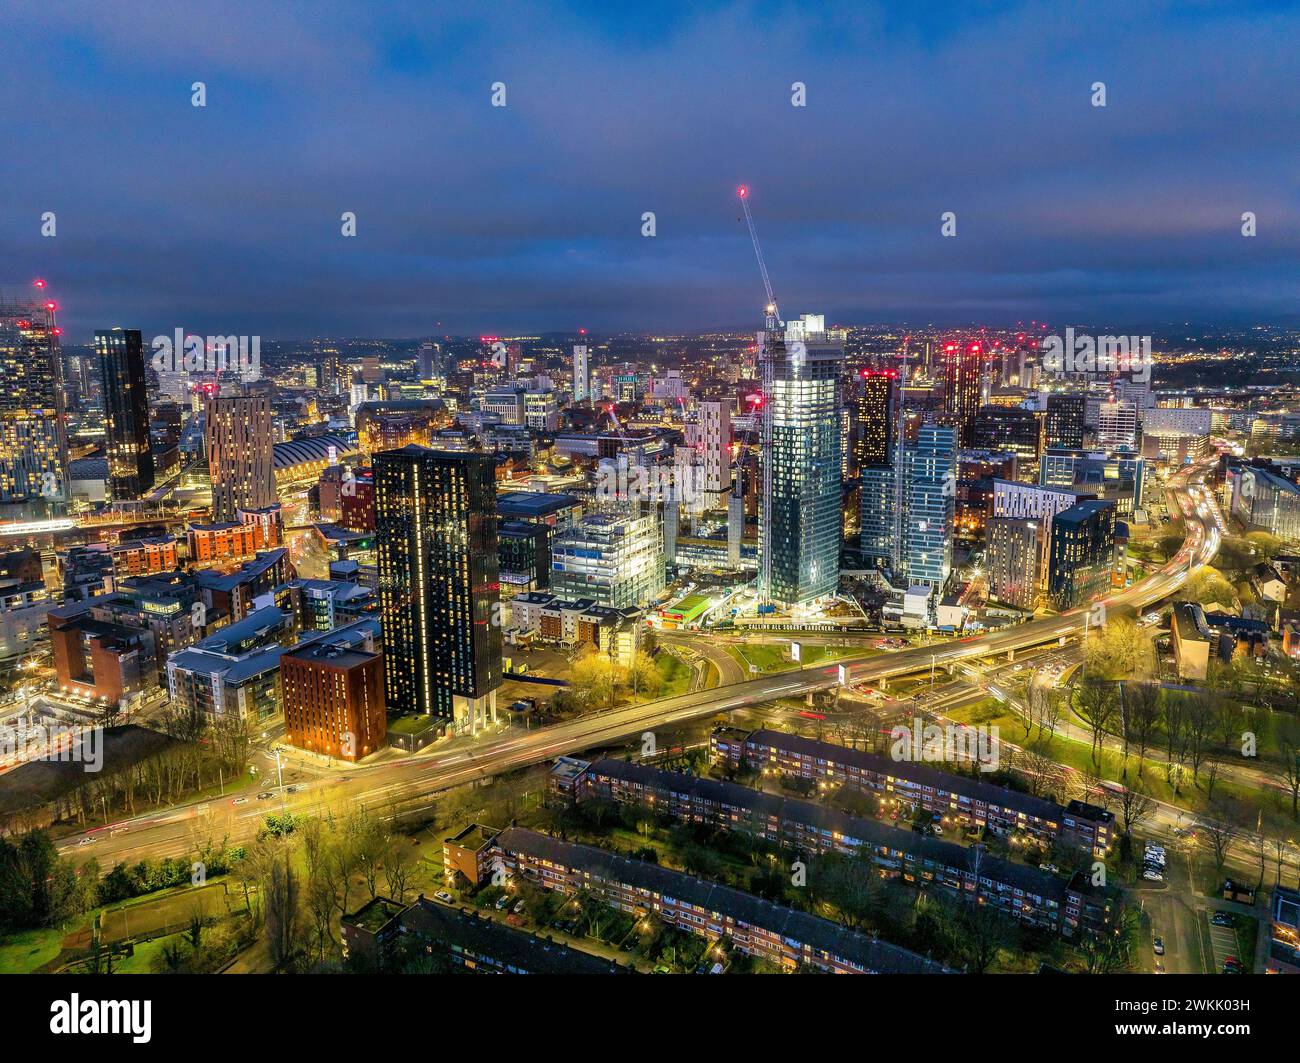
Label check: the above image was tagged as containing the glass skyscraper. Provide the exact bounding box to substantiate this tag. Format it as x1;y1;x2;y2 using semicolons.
903;424;957;590
759;314;844;606
96;328;156;502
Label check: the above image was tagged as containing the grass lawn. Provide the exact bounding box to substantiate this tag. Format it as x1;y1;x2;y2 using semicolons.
731;644;790;673
113;933;182;974
655;654;691;698
0;926;64;974
730;643;870;675
945;699;1295;836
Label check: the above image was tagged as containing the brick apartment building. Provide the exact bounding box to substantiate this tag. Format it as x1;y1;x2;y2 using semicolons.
280;639;385;761
444;824;954;974
562;757;1071;934
341;896;625;974
712;727;1113;856
48;605;150;703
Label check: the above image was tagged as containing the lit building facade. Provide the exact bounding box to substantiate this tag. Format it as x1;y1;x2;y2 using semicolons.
759;314;844;605
0;291;68;512
205;392;276;521
374;446;501;734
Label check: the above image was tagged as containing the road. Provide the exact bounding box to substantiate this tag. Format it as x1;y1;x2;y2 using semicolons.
54;463;1220;868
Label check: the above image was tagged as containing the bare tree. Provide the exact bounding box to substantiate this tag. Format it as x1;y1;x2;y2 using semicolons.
1074;677;1118;767
1116;781;1157;842
1276;716;1300;821
1184;692;1218;781
264;853;302;973
1124;682;1162;772
1201;796;1243;879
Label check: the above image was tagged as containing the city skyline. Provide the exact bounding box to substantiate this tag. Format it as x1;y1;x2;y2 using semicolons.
5;0;1300;338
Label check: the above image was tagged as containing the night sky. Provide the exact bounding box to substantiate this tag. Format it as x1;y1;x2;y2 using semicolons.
4;0;1298;341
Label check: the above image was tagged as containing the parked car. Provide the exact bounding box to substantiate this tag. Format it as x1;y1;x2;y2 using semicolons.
1143;869;1163;882
1211;911;1234;928
1039;862;1059;874
1153;936;1165;955
512;899;526;914
494;895;511;910
434;891;454;904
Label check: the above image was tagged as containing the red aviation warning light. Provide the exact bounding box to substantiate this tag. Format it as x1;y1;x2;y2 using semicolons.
45;302;56;311
737;185;748;198
32;279;46;289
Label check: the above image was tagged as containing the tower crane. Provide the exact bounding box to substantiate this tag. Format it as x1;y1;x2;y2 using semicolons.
737;186;781;331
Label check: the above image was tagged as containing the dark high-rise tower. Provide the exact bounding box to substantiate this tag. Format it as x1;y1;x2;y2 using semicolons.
853;369;896;472
942;342;983;447
374;446;501;734
1045;392;1086;450
96;329;155;501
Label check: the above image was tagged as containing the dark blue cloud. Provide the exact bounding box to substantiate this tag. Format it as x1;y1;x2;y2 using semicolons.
2;0;1297;340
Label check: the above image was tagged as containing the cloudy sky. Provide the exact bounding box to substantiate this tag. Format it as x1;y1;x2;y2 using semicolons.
4;0;1298;341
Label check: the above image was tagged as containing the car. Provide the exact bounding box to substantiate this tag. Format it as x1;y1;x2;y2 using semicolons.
512;899;526;914
931;825;944;836
1222;958;1245;974
1039;862;1059;874
1143;869;1164;882
1211;911;1234;928
1154;961;1165;973
1145;854;1166;868
286;784;303;794
77;837;94;846
434;891;454;904
1153;936;1165;955
257;791;274;800
494;895;511;911
231;797;249;805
